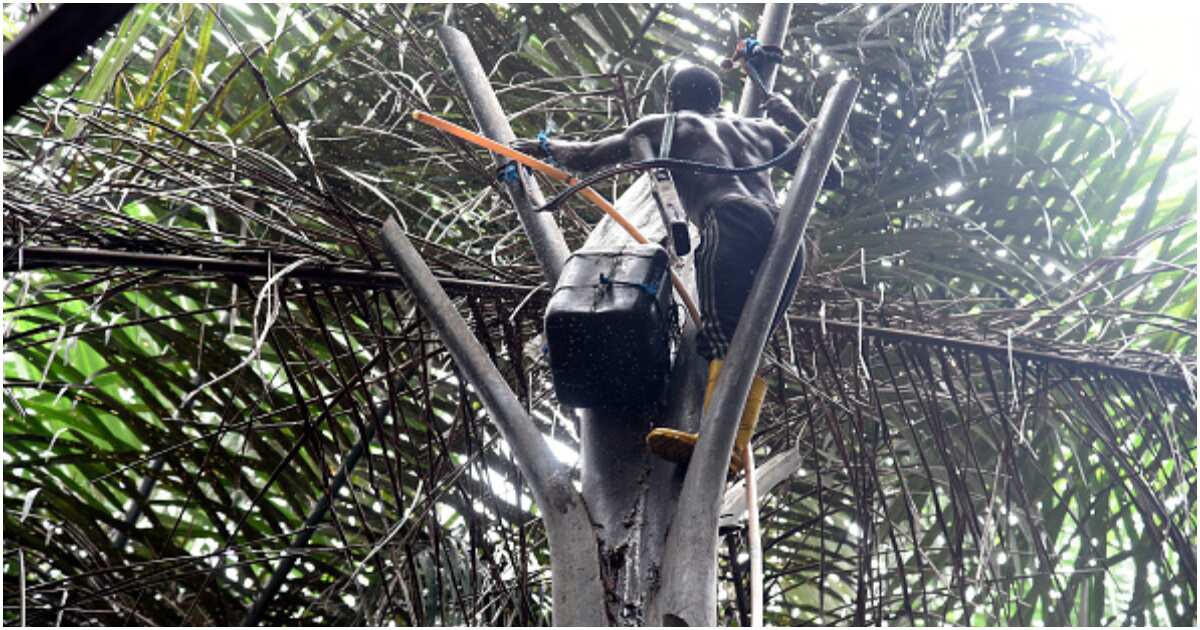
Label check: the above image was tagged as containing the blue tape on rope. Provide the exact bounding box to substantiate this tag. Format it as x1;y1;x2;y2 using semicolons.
538;130;560;167
497;161;520;184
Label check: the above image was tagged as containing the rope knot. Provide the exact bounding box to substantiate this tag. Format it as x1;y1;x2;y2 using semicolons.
537;130;560;167
496;160;521;184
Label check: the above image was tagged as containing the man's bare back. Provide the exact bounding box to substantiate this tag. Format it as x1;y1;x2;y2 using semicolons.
516;94;811;223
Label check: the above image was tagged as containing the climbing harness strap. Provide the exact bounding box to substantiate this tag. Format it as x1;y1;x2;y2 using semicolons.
647;112;691;255
659;111;677;158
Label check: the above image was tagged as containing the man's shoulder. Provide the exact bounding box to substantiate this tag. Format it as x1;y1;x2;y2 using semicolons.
637;109;751;124
633;109;778;140
692;111;783;140
673;110;728;122
681;109;771;127
626;114;670;135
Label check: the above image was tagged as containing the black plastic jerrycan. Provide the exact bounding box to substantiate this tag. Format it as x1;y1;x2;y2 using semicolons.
544;244;672;409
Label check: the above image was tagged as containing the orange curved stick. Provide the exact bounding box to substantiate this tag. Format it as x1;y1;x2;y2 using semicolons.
414;112;647;247
413;110;701;325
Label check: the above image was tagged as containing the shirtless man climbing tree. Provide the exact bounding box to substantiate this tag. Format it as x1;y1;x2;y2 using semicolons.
516;66;841;472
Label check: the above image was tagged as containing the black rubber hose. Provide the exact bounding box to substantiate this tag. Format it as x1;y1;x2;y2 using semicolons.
535;131;807;212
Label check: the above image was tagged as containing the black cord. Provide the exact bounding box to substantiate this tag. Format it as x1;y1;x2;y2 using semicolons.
535;130;807;212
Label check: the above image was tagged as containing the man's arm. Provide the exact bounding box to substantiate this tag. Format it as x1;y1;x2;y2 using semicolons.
513;116;665;172
762;121;808;175
764;93;808;136
763;94;842;190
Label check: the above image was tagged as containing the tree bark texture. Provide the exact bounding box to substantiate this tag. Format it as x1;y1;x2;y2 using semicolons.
577;168;706;624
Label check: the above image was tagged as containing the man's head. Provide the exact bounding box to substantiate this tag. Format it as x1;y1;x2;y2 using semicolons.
668;66;722;113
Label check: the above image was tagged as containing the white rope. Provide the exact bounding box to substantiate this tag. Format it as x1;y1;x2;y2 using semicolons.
745;443;763;628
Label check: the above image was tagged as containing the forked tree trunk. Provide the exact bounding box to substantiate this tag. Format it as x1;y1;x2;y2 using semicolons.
381;6;850;625
583;6;795;624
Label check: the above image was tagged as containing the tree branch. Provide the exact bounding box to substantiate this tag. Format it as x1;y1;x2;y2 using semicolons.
8;246;1183;387
377;218;607;626
436;25;569;285
4;245;546;304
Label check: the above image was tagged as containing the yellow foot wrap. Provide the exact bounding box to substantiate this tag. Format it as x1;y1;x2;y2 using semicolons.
645;427;746;472
645;359;724;466
646;427;698;464
646;357;763;476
